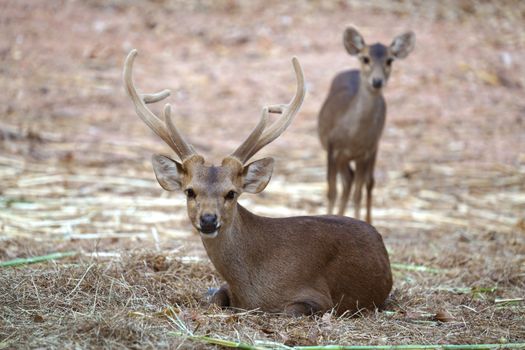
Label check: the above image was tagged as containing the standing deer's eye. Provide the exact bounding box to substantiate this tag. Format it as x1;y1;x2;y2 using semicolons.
185;188;196;199
225;190;236;200
362;56;370;64
386;58;394;66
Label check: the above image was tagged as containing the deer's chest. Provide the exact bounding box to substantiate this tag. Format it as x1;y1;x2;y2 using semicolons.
334;96;385;159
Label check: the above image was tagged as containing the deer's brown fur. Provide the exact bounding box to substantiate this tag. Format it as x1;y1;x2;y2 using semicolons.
123;49;392;316
318;26;415;223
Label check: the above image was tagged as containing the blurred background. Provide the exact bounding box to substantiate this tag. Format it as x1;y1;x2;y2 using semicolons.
1;0;524;347
1;0;523;252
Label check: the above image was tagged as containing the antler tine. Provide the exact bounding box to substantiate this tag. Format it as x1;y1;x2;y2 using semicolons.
142;89;170;104
230;107;269;163
164;103;197;157
123;49;196;161
244;57;305;162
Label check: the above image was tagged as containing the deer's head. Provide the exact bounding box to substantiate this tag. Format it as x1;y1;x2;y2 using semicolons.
123;50;305;239
343;26;415;92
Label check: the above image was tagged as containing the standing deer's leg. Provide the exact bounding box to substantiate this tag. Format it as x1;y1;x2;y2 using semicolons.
365;176;375;224
326;143;337;215
352;159;367;220
364;151;377;224
337;160;354;216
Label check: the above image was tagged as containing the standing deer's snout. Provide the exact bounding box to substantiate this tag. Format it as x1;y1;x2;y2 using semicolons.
372;78;383;89
199;213;219;235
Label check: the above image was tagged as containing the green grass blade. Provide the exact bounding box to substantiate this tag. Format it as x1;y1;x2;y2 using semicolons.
391;262;445;274
495;298;524;305
294;344;525;350
0;251;77;268
168;332;266;349
168;331;525;350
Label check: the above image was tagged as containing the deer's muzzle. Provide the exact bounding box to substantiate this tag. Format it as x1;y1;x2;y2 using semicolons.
199;214;220;235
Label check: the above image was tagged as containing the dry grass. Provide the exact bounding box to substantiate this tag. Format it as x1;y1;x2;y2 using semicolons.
1;241;523;348
1;0;524;348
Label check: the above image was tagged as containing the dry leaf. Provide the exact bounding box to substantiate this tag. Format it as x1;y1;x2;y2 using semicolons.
475;70;500;86
33;314;45;323
515;218;525;232
260;327;275;335
434;309;455;322
159;306;180;319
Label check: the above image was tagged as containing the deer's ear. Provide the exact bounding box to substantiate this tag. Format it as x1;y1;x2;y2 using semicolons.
152;154;185;191
242;157;274;194
343;26;366;56
390;31;415;59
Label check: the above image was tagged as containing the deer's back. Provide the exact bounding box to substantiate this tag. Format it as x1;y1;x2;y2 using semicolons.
239;208;392;313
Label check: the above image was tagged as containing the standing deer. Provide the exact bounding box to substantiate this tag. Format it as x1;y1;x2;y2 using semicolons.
123;49;392;316
318;26;415;223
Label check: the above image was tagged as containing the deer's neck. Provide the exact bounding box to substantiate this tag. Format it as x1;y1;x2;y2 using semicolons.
201;204;267;286
352;76;382;118
338;75;385;144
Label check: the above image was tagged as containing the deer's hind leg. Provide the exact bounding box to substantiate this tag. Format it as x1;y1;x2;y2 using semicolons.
326;143;338;215
364;151;377;224
284;301;324;316
284;290;332;316
352;158;368;220
337;158;354;216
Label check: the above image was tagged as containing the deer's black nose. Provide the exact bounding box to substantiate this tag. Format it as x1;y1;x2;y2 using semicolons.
200;214;218;234
372;78;383;89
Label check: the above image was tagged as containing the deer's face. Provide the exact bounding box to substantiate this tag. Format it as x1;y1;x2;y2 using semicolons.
358;44;392;92
343;27;415;93
123;49;303;240
151;154;274;239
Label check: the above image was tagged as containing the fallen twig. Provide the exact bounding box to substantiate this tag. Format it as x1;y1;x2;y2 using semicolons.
495;298;524;305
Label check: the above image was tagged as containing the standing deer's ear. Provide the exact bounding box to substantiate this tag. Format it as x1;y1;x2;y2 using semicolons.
343;26;366;56
242;157;274;194
152;155;185;191
390;31;415;59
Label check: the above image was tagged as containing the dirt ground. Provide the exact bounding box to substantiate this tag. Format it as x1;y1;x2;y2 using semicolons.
0;0;524;348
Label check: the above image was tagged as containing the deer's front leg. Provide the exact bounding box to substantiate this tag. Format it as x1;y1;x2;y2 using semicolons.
208;284;231;307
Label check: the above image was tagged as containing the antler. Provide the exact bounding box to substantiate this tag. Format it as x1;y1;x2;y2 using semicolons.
123;49;196;161
230;57;305;164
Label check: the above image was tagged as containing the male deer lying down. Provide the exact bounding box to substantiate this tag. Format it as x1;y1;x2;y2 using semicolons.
123;49;392;316
318;26;415;223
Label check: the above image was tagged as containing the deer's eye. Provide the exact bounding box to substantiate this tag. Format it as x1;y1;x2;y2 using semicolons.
185;188;196;199
386;58;394;66
362;56;370;64
225;190;236;200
